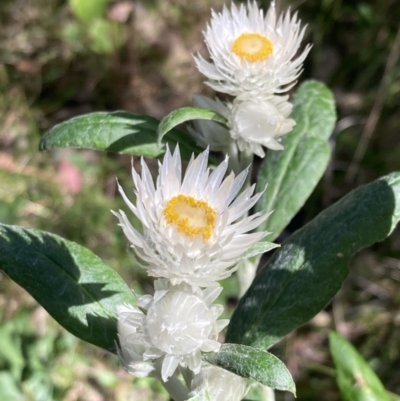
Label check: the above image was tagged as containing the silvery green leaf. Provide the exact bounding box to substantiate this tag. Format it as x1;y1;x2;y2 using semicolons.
227;172;400;349
0;224;135;353
39;111;202;160
157;106;228;145
203;344;295;395
255;80;336;241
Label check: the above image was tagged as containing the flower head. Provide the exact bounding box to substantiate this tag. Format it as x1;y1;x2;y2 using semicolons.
117;280;229;382
229;95;295;157
113;146;269;287
194;1;311;97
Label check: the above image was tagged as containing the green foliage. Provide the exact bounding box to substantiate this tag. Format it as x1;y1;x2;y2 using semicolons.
255;80;336;241
0;307;80;401
157;106;228;146
0;224;136;352
203;344;295;394
329;331;392;401
69;0;110;22
39;111;202;160
227;172;400;349
67;0;125;55
87;19;126;55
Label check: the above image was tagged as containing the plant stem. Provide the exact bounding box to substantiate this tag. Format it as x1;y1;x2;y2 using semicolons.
161;376;190;401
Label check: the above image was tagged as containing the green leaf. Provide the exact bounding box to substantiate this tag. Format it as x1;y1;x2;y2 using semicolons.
329;331;392;401
240;240;280;259
255;80;336;241
39;111;202;160
87;19;126;54
226;172;400;349
0;223;136;353
203;344;295;395
69;0;109;22
157;107;228;146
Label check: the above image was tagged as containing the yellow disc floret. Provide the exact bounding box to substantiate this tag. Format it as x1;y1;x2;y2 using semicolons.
163;194;216;240
232;32;273;62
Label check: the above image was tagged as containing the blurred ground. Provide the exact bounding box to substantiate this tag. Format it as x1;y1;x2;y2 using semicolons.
0;0;400;400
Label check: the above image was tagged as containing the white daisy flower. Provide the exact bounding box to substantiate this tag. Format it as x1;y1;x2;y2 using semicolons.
194;1;311;96
190;364;249;401
117;280;229;382
229;94;296;157
188;94;232;153
113;146;269;287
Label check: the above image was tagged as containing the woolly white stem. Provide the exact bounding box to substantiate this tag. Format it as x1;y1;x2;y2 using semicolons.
152;360;189;401
237;257;258;297
161;376;190;401
235;147;257;297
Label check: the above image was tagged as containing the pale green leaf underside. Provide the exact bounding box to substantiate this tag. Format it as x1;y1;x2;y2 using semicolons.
329;331;391;401
240;240;280;259
0;224;136;352
256;80;336;241
203;344;295;395
39;111;202;159
157;106;228;145
227;172;400;349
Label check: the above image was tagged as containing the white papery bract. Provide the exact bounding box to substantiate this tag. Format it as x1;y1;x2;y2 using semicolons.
113;146;269;287
190;364;249;401
194;1;311;97
117;280;229;382
189;94;232;153
229;95;295;157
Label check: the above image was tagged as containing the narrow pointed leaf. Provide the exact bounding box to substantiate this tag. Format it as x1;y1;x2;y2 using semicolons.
39;111;202;159
203;344;295;395
157;107;227;145
226;172;400;349
255;80;336;241
329;331;391;401
240;241;280;259
0;223;135;353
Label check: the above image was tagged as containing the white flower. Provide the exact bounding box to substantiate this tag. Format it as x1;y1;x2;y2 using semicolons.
188;94;232;153
190;364;249;401
117;280;229;382
194;1;311;97
113;146;269;287
189;94;295;158
229;95;295;157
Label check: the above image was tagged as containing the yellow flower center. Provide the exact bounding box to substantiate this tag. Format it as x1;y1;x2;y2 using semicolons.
163;194;216;240
232;32;273;62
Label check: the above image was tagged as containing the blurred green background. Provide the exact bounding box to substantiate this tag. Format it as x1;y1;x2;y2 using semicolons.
0;0;399;400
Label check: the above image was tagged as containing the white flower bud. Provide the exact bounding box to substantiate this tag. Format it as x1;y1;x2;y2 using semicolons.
229;95;296;157
117;280;229;382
